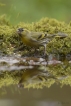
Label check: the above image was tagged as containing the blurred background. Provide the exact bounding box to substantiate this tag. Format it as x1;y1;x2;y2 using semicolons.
0;0;71;106
0;0;71;24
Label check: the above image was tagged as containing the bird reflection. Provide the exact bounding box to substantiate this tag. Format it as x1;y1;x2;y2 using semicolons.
18;67;56;88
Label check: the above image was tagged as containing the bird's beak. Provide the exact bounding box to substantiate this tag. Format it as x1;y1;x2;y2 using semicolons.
17;29;20;33
17;28;24;34
17;29;20;34
18;83;24;88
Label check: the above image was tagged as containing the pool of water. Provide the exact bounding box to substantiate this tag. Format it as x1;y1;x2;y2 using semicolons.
0;84;71;106
0;55;71;106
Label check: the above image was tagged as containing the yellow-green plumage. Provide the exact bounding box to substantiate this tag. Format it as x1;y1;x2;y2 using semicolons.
17;28;68;56
17;28;50;55
21;32;42;47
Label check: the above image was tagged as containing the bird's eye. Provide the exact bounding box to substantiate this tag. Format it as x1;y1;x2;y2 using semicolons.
18;28;24;32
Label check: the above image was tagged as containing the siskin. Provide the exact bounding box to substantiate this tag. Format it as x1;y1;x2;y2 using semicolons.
17;28;50;55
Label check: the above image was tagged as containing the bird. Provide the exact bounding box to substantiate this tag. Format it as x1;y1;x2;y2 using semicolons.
17;28;50;56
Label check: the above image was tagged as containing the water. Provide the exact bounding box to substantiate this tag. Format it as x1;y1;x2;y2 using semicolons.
0;84;71;106
0;55;71;106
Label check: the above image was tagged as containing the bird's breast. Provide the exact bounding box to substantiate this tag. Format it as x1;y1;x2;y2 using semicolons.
21;36;40;47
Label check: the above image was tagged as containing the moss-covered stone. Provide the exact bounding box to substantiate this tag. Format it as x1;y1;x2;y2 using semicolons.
0;14;71;89
0;15;71;56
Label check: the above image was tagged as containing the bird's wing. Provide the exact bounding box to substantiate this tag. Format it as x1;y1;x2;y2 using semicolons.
29;32;45;40
39;38;50;45
55;32;68;38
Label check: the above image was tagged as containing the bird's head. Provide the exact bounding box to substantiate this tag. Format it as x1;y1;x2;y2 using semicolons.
18;82;24;88
17;28;29;36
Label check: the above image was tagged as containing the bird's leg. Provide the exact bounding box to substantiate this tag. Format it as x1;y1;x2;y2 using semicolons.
43;44;47;56
33;47;40;56
41;44;48;59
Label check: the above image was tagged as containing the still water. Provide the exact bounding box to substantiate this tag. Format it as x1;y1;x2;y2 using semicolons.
0;55;71;106
0;84;71;106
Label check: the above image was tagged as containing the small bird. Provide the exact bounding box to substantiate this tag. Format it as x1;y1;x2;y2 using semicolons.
17;28;50;55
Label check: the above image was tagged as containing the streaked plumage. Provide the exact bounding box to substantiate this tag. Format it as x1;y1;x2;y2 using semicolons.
17;28;50;55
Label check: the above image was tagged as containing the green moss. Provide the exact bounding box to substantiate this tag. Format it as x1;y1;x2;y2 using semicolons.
0;14;10;25
0;14;71;89
0;62;71;89
7;20;71;55
0;15;71;55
